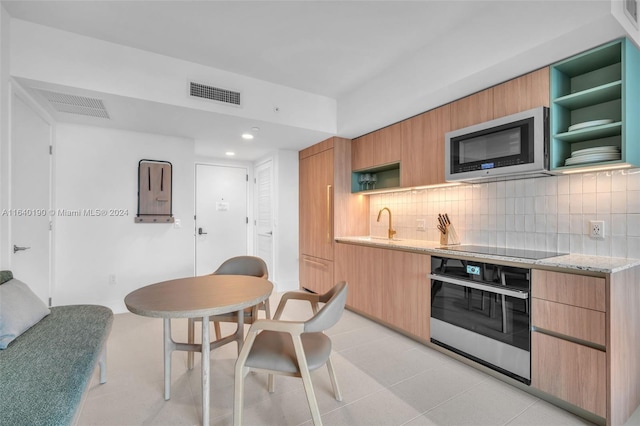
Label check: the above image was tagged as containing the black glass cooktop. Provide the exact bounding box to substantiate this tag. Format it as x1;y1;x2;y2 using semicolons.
440;244;565;260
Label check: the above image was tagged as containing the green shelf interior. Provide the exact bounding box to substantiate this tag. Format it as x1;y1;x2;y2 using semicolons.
553;80;621;110
352;163;400;193
553;41;621;78
554;122;622;143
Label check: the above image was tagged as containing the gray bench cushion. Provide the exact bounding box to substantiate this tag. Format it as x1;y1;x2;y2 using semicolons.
0;304;113;426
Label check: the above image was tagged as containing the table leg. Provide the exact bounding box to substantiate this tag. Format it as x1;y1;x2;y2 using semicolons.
236;310;244;355
163;318;172;400
202;316;210;426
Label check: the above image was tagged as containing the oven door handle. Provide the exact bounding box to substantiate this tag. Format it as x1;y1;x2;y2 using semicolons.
428;273;528;299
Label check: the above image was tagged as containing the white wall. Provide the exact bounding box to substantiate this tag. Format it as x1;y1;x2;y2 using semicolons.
370;169;640;259
273;150;299;292
53;124;195;312
0;5;10;267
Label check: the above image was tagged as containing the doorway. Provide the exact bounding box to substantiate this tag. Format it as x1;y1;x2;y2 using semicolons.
195;164;248;276
9;88;53;305
254;159;274;280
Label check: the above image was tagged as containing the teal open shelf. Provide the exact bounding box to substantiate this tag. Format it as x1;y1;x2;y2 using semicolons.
550;38;640;171
351;163;400;193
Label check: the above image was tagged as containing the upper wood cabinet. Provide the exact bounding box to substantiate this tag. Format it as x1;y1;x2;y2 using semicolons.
449;68;550;132
449;88;494;130
493;67;549;117
352;122;402;171
401;105;450;187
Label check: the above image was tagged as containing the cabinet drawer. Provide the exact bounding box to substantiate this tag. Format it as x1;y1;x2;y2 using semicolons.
532;332;606;417
532;270;606;311
300;255;334;295
532;298;605;346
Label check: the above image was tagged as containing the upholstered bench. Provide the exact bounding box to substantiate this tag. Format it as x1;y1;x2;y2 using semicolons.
0;272;113;426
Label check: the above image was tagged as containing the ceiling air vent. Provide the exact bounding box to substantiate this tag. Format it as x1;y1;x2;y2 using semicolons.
189;81;241;106
625;0;638;27
38;89;110;119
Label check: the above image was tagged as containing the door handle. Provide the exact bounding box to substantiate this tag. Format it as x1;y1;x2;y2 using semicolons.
198;227;207;235
13;245;31;253
266;231;273;235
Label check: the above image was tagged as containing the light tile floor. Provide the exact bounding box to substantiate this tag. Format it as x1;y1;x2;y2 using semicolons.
77;293;639;426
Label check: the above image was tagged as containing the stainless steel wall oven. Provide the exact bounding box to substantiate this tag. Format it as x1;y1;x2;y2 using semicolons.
429;256;531;384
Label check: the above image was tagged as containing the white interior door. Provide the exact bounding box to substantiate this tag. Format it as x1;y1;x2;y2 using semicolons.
10;91;52;305
195;164;248;276
255;160;274;279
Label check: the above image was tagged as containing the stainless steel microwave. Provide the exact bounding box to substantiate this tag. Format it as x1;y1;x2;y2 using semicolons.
445;106;551;182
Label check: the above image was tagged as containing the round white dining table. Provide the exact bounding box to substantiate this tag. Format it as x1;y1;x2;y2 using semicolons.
125;274;273;426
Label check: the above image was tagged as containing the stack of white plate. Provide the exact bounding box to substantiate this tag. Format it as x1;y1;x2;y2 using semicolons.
564;146;621;166
567;119;614;132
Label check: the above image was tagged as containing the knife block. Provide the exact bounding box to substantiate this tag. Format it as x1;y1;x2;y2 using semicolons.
439;223;460;246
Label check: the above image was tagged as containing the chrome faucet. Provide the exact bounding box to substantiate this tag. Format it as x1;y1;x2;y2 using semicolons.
377;207;396;240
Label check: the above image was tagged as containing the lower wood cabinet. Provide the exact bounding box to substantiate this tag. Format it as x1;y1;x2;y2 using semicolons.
382;249;430;340
335;243;430;340
531;269;607;419
335;243;383;318
532;332;606;418
299;255;334;295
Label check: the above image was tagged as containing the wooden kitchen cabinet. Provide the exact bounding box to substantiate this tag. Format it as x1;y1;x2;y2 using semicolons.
335;242;430;341
449;68;549;133
531;270;607;417
449;88;494;130
382;249;430;340
529;258;638;424
299;137;368;293
493;67;549;117
400;105;450;187
352;122;402;171
300;254;334;296
532;331;606;417
335;243;384;318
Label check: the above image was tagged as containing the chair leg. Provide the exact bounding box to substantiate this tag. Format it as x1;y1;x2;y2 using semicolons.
233;365;248;426
187;318;195;370
214;321;222;340
264;298;271;319
293;337;323;426
268;374;275;393
234;331;257;426
326;356;342;401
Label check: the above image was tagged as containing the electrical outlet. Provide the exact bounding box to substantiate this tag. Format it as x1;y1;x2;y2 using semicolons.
417;219;426;231
589;220;605;239
174;218;182;229
108;274;117;286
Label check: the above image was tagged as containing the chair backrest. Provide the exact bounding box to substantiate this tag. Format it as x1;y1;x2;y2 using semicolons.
213;256;269;279
304;281;348;333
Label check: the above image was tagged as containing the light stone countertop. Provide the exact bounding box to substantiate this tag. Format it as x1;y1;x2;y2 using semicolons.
335;236;640;274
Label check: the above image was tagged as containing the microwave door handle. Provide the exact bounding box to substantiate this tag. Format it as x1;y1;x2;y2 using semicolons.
428;273;528;300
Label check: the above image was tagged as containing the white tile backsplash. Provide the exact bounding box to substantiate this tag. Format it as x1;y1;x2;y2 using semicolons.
368;169;640;259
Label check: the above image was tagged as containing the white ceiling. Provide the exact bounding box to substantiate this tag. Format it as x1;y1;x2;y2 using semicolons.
1;0;624;160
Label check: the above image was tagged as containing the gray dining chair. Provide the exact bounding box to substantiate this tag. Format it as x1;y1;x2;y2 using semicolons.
187;256;270;369
233;281;348;426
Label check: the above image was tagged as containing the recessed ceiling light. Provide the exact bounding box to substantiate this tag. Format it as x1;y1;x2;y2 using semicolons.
241;133;254;140
225;151;236;156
